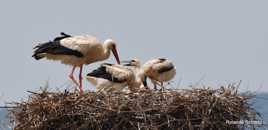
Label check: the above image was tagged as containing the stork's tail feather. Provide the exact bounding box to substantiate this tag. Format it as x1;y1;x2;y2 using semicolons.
32;39;84;60
32;54;44;60
32;41;53;60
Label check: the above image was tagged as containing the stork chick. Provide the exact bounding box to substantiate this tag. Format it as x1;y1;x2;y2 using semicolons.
86;60;143;93
142;58;176;90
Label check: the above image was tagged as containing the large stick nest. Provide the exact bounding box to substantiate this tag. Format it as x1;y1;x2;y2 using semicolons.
9;86;262;130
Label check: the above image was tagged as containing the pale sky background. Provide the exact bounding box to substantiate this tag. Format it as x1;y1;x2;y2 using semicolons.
0;0;267;105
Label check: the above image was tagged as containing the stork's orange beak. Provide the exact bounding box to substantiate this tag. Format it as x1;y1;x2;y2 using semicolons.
112;48;120;64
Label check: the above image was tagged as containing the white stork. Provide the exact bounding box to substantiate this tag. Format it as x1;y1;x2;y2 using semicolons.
142;58;176;90
86;60;144;93
32;32;121;93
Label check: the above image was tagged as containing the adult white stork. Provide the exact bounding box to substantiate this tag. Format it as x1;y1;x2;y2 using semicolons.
86;61;144;93
32;32;121;93
142;58;176;90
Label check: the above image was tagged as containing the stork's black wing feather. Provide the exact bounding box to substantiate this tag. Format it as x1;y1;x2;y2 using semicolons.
157;64;174;73
32;41;83;60
158;58;167;62
87;66;126;83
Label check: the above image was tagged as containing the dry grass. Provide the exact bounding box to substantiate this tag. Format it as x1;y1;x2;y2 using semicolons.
8;86;263;130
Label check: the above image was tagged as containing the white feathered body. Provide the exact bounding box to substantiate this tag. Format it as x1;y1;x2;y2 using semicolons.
44;35;109;66
143;58;176;82
87;77;127;93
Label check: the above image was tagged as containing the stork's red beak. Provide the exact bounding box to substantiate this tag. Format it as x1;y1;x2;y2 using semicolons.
112;48;120;64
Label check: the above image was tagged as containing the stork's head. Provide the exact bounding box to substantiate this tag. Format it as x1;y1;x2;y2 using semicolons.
122;58;141;68
104;39;120;64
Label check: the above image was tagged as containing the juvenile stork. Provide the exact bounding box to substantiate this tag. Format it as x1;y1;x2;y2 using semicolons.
32;32;121;93
142;58;176;90
121;59;149;90
86;60;143;93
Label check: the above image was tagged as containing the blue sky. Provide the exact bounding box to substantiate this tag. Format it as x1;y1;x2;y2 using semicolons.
0;0;267;105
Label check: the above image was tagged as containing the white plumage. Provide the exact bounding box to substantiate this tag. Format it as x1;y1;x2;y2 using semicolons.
33;32;121;93
87;77;128;93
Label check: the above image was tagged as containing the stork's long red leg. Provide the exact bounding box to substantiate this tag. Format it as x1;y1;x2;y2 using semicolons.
78;65;84;94
69;66;79;86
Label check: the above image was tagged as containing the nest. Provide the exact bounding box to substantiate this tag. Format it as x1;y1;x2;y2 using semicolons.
9;86;262;130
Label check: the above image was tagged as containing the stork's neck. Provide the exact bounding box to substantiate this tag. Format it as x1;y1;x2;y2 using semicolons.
128;79;142;92
128;70;146;91
102;43;111;60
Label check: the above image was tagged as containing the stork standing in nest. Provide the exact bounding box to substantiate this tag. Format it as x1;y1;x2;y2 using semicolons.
32;32;121;93
142;58;176;90
86;59;144;93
